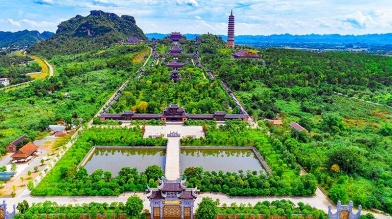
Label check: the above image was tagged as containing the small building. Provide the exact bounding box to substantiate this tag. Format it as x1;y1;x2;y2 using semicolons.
268;120;283;126
147;177;197;219
11;142;38;162
290;122;307;132
0;78;10;87
49;125;66;135
127;37;140;44
233;50;261;59
6;135;28;153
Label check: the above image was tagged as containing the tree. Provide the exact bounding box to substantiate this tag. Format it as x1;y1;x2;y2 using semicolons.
145;165;164;181
330;164;340;174
196;197;218;219
27;170;32;179
328;146;364;174
11;163;17;172
137;101;148;113
40;159;45;166
17;200;29;214
27;181;34;191
124;195;143;218
34;166;38;172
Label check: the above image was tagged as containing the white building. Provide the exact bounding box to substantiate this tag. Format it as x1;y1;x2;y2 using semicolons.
0;78;10;87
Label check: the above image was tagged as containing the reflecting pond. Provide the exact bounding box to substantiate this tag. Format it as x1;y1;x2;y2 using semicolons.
180;148;266;174
83;148;166;177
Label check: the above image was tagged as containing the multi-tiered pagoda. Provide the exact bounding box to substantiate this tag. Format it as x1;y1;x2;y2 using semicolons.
227;10;235;48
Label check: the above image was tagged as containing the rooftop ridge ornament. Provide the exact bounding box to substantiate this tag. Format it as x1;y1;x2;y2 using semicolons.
328;201;362;219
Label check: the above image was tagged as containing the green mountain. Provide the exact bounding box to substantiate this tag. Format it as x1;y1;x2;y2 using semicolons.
29;10;147;58
0;30;54;48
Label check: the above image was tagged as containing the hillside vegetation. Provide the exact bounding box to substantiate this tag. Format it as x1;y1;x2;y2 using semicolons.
29;10;147;58
0;30;53;48
0;45;146;155
198;34;392;214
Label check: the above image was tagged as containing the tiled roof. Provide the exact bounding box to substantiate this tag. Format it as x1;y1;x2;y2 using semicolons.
187;114;214;119
270;120;283;125
233;50;261;58
180;191;196;199
10;135;28;146
224;114;248;119
214;111;226;116
290;122;305;131
11;142;38;159
149;191;164;199
161;183;183;192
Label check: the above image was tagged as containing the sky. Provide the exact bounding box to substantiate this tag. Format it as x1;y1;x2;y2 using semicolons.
1;0;392;35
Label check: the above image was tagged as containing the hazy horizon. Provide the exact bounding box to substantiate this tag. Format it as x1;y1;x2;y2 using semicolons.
1;0;392;35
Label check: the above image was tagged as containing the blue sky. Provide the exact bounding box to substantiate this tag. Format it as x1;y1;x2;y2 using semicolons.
1;0;392;35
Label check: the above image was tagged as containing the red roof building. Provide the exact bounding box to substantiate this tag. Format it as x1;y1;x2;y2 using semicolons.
11;142;38;161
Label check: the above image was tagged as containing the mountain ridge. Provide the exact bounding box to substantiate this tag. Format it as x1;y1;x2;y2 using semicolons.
0;30;54;48
29;10;147;58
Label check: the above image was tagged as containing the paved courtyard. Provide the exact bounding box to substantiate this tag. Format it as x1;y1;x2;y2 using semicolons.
143;125;204;138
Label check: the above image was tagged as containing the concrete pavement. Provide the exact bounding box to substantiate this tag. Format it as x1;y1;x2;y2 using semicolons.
165;137;180;180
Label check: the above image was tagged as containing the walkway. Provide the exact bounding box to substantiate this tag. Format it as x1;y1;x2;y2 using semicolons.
165;137;181;180
44;60;54;77
2;191;390;219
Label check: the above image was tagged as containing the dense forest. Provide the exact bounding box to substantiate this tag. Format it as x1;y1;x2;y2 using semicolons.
0;45;146;155
196;34;392;214
112;67;236;114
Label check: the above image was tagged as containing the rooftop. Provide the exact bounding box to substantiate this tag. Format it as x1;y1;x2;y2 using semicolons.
11;142;38;159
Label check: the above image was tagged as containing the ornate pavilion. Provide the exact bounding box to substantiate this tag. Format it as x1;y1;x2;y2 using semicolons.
147;178;197;219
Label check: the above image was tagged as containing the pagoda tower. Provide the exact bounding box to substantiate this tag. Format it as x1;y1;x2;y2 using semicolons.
227;10;235;48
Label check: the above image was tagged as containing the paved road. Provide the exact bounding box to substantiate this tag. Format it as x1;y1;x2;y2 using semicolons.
2;191;390;219
44;60;54;77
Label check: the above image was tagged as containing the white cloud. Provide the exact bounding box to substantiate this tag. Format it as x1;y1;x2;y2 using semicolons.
176;0;199;7
7;18;21;27
342;11;373;29
33;0;53;5
21;19;57;28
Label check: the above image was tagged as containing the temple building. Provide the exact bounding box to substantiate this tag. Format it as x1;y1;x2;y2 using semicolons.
100;104;248;122
328;201;361;219
233;50;261;59
147;177;197;219
170;69;181;82
227;10;235;48
169;45;182;56
170;32;182;42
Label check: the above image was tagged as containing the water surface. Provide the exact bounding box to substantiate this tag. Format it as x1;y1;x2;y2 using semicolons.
84;148;166;177
180;148;265;174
